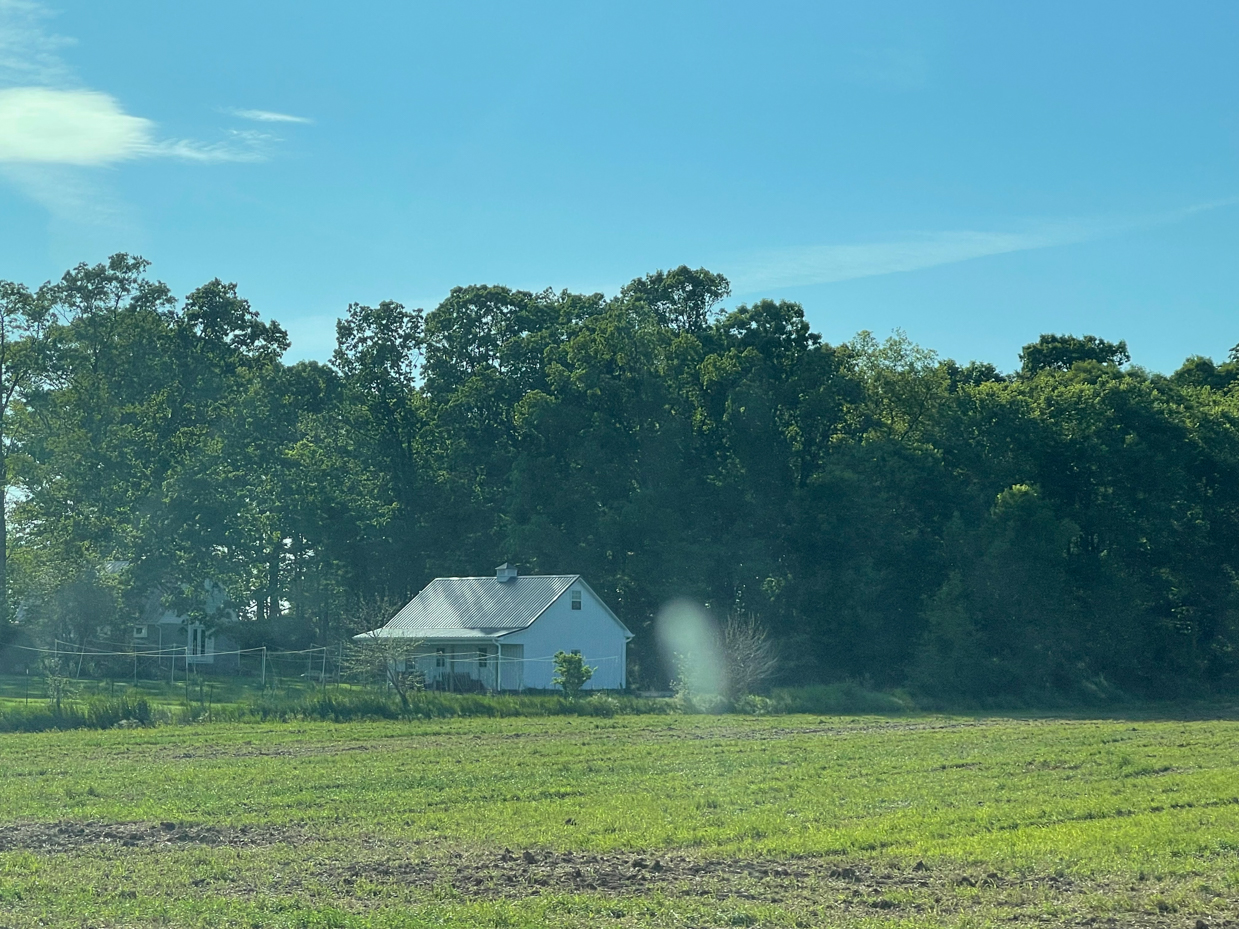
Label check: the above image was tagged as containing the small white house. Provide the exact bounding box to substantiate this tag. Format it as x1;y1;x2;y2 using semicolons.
356;564;633;691
132;583;240;671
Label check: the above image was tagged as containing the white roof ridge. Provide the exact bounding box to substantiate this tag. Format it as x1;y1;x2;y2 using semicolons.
431;573;581;580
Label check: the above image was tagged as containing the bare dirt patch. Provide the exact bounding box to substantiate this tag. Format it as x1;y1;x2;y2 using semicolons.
324;844;1238;927
2;823;1235;927
0;819;302;853
332;846;818;898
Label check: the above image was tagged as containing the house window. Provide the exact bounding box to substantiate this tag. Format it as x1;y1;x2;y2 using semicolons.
435;648;445;668
571;590;582;610
133;625;148;639
477;647;488;667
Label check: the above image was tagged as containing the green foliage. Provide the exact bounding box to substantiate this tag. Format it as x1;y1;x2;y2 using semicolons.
1019;333;1130;376
552;650;594;698
672;689;732;715
0;695;155;732
732;694;775;715
6;252;1239;708
620;264;730;332
770;682;912;714
39;657;77;714
1171;353;1239;390
245;688;663;721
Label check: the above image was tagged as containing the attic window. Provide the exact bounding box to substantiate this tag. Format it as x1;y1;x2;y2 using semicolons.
571;590;582;610
133;625;148;639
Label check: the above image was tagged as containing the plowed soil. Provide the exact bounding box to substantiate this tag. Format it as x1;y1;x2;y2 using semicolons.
2;820;1234;927
0;819;301;852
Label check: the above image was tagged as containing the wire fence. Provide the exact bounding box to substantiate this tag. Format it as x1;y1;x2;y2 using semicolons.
0;639;623;694
2;640;336;689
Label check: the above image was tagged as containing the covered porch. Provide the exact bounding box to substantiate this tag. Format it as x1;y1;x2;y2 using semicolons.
399;640;525;692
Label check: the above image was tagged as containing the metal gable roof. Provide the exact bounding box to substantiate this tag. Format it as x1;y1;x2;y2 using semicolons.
364;574;580;640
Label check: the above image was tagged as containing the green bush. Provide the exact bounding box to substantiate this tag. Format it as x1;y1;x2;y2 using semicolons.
733;694;774;715
552;651;594;698
0;706;87;732
583;693;619;717
770;682;911;715
86;696;154;729
673;692;732;715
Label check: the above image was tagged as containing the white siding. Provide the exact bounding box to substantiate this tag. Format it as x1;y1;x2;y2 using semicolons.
500;580;629;690
498;643;523;690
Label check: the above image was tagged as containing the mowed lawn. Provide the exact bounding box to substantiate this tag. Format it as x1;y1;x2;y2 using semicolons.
0;713;1236;927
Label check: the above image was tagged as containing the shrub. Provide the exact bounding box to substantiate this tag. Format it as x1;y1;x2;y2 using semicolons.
673;692;732;715
721;613;779;700
86;696;153;729
770;682;911;715
583;693;619;717
552;651;594;699
733;694;774;716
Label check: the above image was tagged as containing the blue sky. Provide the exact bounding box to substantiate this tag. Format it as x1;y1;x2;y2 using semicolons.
0;0;1235;372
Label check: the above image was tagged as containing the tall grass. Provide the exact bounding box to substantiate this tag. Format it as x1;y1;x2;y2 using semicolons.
0;680;916;730
0;696;159;732
0;689;678;730
244;689;672;722
769;682;913;715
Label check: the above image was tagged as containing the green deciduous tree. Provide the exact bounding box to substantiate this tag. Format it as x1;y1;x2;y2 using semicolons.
7;253;1239;706
1019;333;1130;377
0;278;56;625
553;650;594;698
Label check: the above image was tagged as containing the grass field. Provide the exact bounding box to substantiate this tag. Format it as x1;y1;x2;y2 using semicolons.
0;713;1237;927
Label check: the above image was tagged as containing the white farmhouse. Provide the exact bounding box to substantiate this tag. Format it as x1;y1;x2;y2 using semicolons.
132;582;240;672
356;564;633;692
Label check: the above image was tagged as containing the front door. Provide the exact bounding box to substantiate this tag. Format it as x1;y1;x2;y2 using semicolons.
498;644;523;691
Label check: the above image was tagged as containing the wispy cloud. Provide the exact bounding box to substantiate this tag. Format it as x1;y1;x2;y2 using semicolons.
0;0;291;224
227;107;312;124
0;0;72;86
729;200;1239;293
144;130;273;164
0;161;135;226
0;88;272;165
0;87;150;164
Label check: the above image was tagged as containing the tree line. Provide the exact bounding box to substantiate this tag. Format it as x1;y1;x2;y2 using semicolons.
3;254;1238;702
